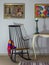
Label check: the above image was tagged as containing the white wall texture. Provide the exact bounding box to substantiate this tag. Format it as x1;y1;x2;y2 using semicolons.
0;0;49;54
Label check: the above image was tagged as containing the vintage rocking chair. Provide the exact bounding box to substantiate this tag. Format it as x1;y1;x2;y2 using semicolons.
8;24;31;62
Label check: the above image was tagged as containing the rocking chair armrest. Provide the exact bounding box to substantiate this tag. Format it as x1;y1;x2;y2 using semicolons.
23;38;29;41
23;36;30;41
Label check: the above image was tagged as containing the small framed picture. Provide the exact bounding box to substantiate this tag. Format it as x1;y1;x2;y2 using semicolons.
35;4;49;18
4;3;25;18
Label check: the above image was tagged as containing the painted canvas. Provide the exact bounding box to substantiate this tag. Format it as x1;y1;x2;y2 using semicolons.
35;4;49;18
4;3;25;18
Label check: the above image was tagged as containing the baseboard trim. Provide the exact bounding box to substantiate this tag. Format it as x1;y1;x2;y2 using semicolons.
0;53;8;56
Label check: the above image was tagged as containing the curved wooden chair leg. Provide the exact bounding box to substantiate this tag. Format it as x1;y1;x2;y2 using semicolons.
9;49;17;63
19;50;31;60
9;49;31;63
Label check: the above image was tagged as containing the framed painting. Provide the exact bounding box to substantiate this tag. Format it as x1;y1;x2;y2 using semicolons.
35;4;49;18
4;3;25;18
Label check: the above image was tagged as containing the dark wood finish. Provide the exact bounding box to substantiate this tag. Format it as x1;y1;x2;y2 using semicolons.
8;24;31;63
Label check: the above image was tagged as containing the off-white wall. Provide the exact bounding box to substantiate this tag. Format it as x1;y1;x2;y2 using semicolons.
0;0;49;54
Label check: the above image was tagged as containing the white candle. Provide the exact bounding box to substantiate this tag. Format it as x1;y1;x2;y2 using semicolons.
35;18;38;21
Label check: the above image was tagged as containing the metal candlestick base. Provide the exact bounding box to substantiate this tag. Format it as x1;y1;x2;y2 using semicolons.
35;18;39;34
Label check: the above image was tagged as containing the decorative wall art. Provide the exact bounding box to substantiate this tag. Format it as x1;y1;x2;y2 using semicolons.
4;3;25;18
35;4;49;18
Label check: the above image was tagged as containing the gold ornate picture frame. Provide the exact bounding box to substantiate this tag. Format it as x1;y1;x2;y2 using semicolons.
4;3;25;18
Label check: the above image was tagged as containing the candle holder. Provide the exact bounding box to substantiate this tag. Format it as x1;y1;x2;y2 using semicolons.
35;18;39;34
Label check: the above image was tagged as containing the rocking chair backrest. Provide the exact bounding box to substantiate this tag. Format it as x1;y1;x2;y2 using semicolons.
9;25;29;49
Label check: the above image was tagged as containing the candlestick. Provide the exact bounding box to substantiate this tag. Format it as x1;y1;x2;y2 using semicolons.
35;18;39;34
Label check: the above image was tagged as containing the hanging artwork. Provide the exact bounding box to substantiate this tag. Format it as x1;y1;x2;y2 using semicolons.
35;4;49;18
4;3;25;18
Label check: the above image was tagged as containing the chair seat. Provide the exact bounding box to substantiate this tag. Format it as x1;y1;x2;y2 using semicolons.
12;48;29;50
